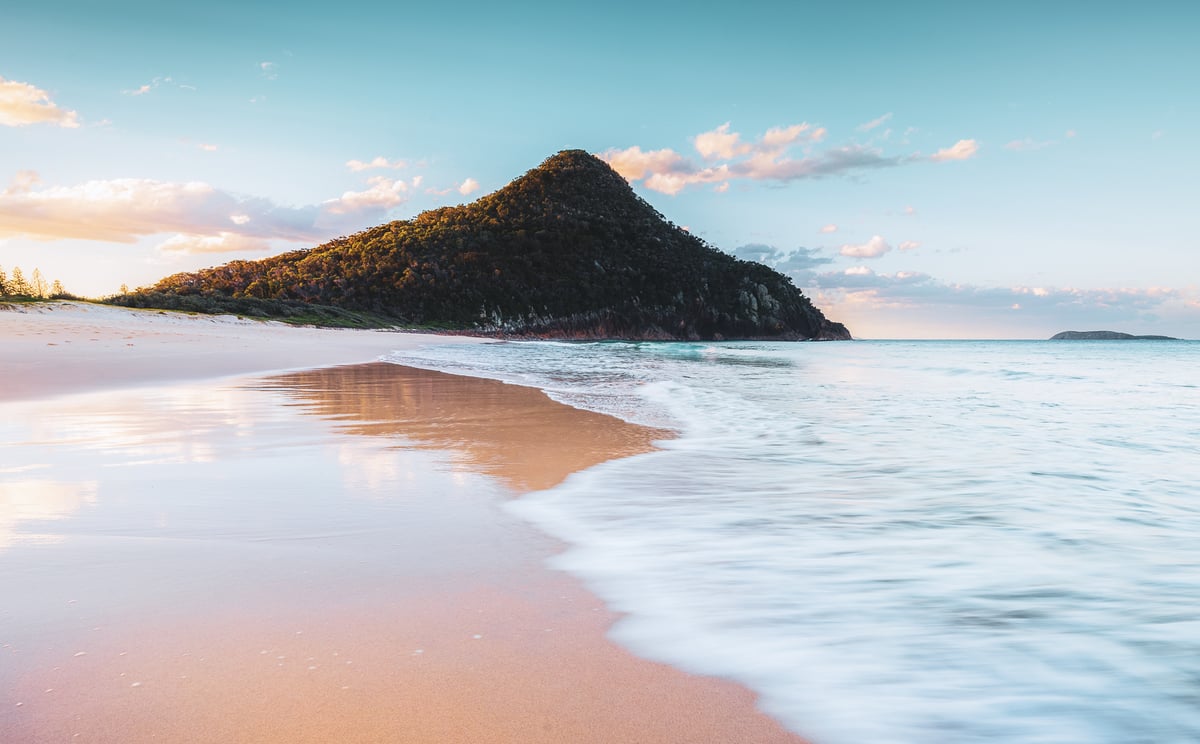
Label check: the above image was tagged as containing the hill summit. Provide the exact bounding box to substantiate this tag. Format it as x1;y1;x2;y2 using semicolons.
123;150;850;340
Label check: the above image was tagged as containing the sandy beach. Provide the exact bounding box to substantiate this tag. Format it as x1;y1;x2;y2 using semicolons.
0;302;805;743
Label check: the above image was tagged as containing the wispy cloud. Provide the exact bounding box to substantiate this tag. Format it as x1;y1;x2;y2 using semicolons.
857;112;893;132
820;224;838;233
346;156;407;172
121;76;183;97
457;177;480;196
0;171;417;254
809;268;1195;337
929;139;979;162
0;76;80;128
159;232;271;254
898;240;920;251
602;123;974;195
1004;138;1054;152
259;61;278;80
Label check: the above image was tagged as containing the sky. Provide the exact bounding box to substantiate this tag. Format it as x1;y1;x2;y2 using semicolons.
2;0;1197;338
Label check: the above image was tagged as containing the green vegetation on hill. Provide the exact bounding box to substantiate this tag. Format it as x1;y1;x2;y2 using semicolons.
111;150;850;340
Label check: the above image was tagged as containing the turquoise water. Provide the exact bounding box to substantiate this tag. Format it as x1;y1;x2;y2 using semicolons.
387;340;1200;743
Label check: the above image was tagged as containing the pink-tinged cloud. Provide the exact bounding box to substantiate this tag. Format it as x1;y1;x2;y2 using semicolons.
694;123;751;160
759;123;824;149
346;156;407;172
198;143;218;152
930;139;979;162
457;177;480;196
321;176;408;214
839;235;891;258
820;224;838;233
0;76;80;128
602;122;902;196
0;172;413;253
898;240;920;251
4;170;41;195
602;146;691;181
158;232;272;254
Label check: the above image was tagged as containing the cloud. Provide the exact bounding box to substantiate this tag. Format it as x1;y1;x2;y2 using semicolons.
857;112;893;132
602;146;692;181
4;170;40;195
0;172;415;253
0;76;80;128
808;266;1195;337
839;235;891;258
457;177;480;196
1004;138;1053;152
820;224;838;233
898;240;920;251
929;139;979;162
121;76;181;97
729;244;833;272
903;205;916;216
601;122;922;195
198;143;218;152
346;156;407;172
322;176;408;214
158;232;272;254
260;61;278;80
694;123;751;160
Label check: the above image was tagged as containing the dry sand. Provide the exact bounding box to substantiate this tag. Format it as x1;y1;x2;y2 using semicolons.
0;303;808;743
0;301;480;401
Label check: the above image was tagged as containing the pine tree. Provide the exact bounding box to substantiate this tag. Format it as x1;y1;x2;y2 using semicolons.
0;265;9;295
51;279;66;297
9;266;31;296
31;268;48;298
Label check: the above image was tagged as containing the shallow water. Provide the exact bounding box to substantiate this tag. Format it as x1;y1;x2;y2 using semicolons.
387;339;1200;743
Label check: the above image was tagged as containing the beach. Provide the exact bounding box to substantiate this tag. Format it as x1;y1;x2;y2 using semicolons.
0;302;804;743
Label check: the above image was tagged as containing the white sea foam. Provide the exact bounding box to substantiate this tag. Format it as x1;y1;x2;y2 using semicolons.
387;339;1200;743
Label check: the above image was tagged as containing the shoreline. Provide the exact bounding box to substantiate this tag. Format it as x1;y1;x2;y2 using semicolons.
0;304;808;743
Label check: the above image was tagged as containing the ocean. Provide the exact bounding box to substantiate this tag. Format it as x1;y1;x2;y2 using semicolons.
386;339;1200;744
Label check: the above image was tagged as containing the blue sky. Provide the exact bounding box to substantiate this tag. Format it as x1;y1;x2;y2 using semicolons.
2;1;1197;338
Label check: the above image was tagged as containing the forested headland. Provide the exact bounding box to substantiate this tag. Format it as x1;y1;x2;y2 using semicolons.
110;150;850;340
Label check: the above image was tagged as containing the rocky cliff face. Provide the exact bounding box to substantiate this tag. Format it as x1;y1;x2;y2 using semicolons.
134;150;850;341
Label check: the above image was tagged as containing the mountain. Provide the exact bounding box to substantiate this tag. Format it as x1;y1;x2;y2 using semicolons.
1050;330;1180;340
117;150;850;340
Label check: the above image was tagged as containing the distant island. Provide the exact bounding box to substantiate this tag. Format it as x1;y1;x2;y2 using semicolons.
110;150;850;341
1050;330;1180;340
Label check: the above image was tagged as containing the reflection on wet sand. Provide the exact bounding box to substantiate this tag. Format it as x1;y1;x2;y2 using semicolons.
0;363;803;744
257;362;672;492
0;479;97;550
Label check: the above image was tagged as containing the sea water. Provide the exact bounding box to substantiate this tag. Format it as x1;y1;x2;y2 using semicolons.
385;340;1200;744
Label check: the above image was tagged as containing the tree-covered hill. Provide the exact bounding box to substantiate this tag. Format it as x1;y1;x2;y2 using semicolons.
113;150;850;340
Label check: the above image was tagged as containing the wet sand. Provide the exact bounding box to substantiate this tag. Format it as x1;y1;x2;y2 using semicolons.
0;313;807;743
